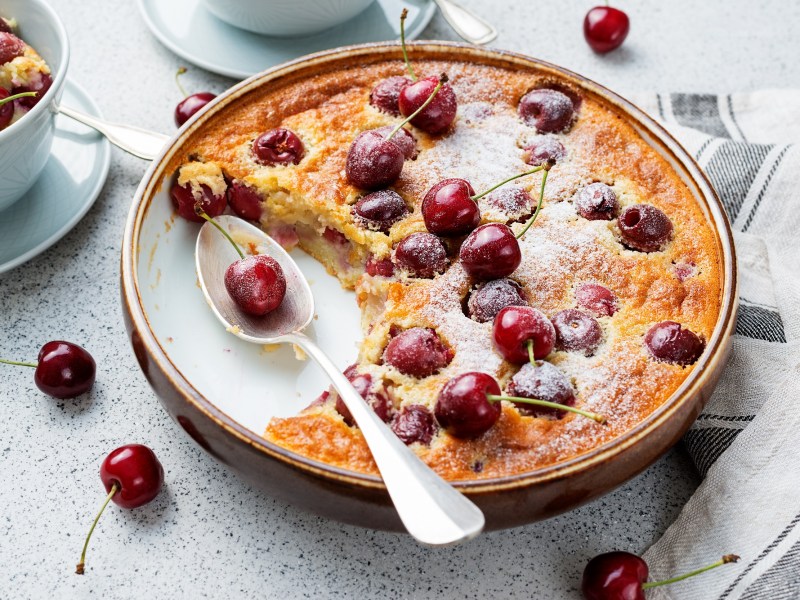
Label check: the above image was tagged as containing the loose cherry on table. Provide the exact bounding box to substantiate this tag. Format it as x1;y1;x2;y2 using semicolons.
76;445;164;575
0;341;96;399
392;232;449;278
173;67;216;127
492;305;555;364
582;551;739;600
434;371;605;438
346;73;448;190
395;9;457;135
645;321;705;366
196;208;287;316
583;5;630;54
383;327;452;378
171;179;227;222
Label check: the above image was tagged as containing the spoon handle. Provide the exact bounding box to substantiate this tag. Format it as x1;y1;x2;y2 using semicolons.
57;105;170;161
432;0;497;45
289;333;485;545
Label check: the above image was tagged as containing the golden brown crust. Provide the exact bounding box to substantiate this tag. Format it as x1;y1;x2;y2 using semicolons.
172;57;723;481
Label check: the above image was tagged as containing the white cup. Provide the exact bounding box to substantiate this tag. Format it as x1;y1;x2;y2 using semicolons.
200;0;376;37
0;0;69;212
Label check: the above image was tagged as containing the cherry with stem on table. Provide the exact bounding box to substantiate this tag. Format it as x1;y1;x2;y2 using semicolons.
0;340;95;399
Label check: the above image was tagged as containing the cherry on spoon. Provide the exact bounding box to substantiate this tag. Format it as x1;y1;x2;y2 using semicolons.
0;340;96;399
195;214;484;546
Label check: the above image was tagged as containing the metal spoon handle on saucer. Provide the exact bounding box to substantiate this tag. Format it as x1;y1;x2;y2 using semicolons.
57;105;170;161
287;332;485;546
433;0;497;45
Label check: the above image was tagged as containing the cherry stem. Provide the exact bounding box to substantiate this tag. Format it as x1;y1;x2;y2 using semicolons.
194;206;245;260
76;483;118;575
386;73;447;140
515;160;553;239
175;67;189;98
486;393;607;424
399;8;417;82
0;358;37;368
0;91;37;108
526;339;535;367
641;554;740;589
471;164;546;202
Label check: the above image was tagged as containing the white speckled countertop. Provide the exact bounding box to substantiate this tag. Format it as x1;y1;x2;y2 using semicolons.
1;1;798;597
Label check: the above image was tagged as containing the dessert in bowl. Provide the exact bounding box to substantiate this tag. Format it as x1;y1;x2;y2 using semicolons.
121;42;737;530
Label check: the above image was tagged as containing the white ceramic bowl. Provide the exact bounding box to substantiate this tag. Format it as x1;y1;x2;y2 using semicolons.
0;0;69;212
200;0;375;37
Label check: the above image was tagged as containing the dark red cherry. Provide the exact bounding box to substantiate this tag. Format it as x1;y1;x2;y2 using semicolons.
346;129;405;190
467;278;528;323
12;73;52;109
374;125;417;159
33;341;96;399
552;309;602;355
674;262;696;282
584;6;631;54
507;361;575;418
618;204;673;252
0;32;24;65
77;444;164;574
0;88;14;130
383;327;452;378
459;223;521;280
576;283;618;317
392;232;449;278
435;372;502;438
645;321;705;366
175;92;215;127
421;178;480;236
370;76;412;116
524;137;567;166
582;551;648;600
575;183;619;221
365;256;395;277
398;75;457;134
391;404;436;446
485;186;534;223
334;366;393;425
227;181;263;221
224;255;287;316
519;89;576;133
352;190;409;232
100;445;164;510
492;306;555;364
252;128;305;166
170;180;227;222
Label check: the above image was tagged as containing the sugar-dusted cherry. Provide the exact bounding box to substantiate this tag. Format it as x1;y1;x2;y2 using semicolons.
0;31;25;65
467;278;528;323
383;327;452;378
370;75;412;116
519;89;576;133
485;186;534;223
459;223;521;280
227;181;263;221
524;137;566;166
583;5;630;54
582;551;739;600
0;341;96;399
552;309;603;355
392;232;449;278
252;128;305;166
506;361;575;418
76;444;164;574
392;404;437;445
398;75;457;135
575;182;619;221
618;204;673;252
352;190;409;233
173;67;216;127
365;256;395;277
334;365;393;425
492;305;555;364
373;125;417;160
576;283;618;317
170;179;227;222
645;321;705;366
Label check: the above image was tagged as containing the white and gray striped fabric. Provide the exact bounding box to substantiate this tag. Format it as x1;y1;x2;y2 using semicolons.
622;91;800;599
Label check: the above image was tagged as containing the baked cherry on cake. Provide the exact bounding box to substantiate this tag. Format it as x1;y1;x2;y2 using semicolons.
167;48;722;481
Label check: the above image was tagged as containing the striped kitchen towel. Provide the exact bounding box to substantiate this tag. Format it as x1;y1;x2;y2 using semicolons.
626;91;800;599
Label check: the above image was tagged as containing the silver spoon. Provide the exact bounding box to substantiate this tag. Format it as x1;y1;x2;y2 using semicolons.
432;0;497;45
56;105;170;160
195;215;485;546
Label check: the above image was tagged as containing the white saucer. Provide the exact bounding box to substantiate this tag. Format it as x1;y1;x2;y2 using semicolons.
138;0;437;80
0;80;111;275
